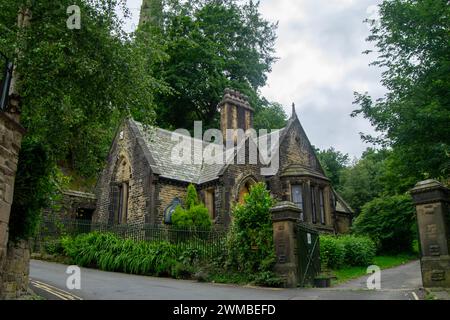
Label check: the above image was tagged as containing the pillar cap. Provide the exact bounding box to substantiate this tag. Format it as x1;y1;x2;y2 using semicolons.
270;201;302;222
410;179;449;204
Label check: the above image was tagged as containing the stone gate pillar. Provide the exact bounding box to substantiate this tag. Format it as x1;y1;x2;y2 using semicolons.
410;180;450;288
0;111;25;299
270;201;301;288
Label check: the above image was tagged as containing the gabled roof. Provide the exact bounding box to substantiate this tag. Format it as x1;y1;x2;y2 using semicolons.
127;110;331;189
334;189;353;214
131;119;224;184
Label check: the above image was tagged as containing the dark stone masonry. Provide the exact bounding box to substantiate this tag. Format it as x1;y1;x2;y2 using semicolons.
411;180;450;288
93;90;353;233
0;111;26;299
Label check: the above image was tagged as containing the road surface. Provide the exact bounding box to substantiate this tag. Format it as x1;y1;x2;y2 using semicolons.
29;259;423;300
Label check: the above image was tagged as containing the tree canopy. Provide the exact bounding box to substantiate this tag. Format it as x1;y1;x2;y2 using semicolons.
143;0;284;130
352;0;450;182
1;0;166;178
1;0;166;239
315;147;350;189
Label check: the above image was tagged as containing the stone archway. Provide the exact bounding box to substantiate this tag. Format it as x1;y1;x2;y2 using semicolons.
236;176;258;204
110;150;132;225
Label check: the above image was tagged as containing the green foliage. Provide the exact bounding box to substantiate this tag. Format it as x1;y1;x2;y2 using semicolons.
315;147;350;189
8;139;65;241
338;148;389;215
171;184;212;230
320;235;345;269
226;183;276;274
172;206;194;228
320;235;376;269
146;0;280;130
352;0;450;181
1;0;165;177
185;184;200;209
61;232;180;276
253;101;287;131
339;235;377;267
43;239;64;256
1;0;167;239
353;194;416;253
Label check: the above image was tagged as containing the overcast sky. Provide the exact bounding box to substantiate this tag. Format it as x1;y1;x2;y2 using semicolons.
121;0;385;159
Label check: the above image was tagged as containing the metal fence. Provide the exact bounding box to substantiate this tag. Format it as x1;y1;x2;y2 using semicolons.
33;217;227;259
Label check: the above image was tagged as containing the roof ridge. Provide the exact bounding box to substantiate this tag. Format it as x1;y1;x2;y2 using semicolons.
133;119;224;148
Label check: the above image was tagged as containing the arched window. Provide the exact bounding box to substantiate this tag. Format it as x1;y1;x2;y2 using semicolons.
110;152;131;225
237;176;257;204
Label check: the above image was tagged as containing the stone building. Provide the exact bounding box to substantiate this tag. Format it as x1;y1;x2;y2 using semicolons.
93;89;352;233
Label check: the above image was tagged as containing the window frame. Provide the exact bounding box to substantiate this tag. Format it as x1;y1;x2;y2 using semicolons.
204;188;216;220
311;186;317;224
291;184;304;221
319;188;325;225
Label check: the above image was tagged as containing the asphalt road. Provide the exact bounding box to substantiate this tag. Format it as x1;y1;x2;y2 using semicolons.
29;259;423;300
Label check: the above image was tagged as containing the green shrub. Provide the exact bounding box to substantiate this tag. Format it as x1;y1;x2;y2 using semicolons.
9;140;66;242
226;183;276;273
353;195;415;253
320;235;376;269
172;206;194;228
171;184;212;230
339;235;376;266
320;235;345;269
43;239;64;256
185;184;200;208
251;271;284;288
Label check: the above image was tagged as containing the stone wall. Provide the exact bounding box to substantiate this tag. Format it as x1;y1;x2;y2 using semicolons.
154;181;188;224
0;111;25;299
1;240;30;299
43;190;96;220
94;120;154;225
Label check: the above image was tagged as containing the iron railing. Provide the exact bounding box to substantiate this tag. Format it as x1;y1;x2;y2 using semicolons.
33;217;227;259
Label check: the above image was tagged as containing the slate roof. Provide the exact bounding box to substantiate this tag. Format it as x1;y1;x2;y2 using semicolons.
132;120;224;184
130;119;353;214
131;119;285;184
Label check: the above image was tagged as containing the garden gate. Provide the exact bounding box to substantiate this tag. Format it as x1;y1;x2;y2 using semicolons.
297;223;321;287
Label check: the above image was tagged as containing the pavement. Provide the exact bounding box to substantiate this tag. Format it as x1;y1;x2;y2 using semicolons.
29;259;423;300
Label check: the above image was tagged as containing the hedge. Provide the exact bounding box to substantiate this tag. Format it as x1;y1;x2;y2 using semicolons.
320;235;376;269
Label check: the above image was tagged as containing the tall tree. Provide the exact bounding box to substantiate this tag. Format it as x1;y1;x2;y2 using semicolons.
338;148;388;215
0;0;166;178
315;147;350;188
352;0;450;182
143;0;281;130
0;0;166;238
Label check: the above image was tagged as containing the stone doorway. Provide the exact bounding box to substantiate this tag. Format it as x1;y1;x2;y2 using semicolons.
237;177;257;204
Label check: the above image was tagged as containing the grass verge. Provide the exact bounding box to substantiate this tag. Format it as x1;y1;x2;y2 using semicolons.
331;253;418;285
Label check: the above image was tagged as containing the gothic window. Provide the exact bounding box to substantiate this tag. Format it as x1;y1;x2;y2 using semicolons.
237;177;256;204
291;184;304;221
319;188;325;225
110;152;131;225
204;188;216;220
311;186;317;224
111;182;129;225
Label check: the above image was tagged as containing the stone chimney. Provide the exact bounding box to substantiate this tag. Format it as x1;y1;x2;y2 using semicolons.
218;88;254;144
